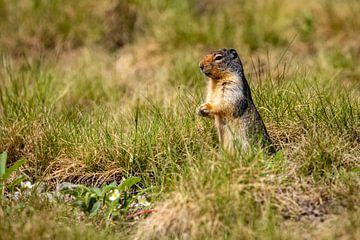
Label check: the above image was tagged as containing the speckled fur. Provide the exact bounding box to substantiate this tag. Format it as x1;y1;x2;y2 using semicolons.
198;48;275;154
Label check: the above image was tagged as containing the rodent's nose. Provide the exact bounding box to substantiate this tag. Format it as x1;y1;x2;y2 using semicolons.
199;63;204;71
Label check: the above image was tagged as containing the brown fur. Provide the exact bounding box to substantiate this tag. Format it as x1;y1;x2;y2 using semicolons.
198;48;275;154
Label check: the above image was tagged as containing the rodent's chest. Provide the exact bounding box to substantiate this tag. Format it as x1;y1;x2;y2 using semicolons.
209;81;243;100
215;115;244;128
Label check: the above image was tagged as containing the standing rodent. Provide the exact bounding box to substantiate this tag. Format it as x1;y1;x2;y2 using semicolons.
197;48;275;154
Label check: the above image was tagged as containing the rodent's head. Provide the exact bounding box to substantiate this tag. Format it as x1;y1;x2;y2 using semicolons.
199;48;243;80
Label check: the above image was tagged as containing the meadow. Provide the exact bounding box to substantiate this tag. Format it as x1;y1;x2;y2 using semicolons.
0;0;359;239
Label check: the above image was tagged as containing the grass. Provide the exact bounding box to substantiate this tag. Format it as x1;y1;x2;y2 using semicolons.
0;0;360;239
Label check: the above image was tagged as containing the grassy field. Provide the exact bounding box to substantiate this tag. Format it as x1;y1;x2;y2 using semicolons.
0;0;359;239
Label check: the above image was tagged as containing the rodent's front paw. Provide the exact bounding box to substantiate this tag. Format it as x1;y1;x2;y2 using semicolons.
197;103;213;117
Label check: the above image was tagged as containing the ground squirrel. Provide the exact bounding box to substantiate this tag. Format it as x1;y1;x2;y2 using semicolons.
197;48;275;154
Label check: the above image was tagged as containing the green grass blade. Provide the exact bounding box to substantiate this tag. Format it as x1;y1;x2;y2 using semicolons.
3;159;25;180
0;151;7;178
7;176;26;191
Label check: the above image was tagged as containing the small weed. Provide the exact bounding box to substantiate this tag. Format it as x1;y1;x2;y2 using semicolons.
60;177;151;223
0;151;26;199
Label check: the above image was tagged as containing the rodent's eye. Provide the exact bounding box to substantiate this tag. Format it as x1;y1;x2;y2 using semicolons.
214;55;223;61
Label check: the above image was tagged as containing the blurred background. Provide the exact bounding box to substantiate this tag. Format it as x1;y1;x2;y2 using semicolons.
0;0;359;97
0;0;359;61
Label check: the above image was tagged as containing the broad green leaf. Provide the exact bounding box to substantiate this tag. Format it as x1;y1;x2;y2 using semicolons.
7;175;26;191
3;159;26;180
108;181;117;187
90;193;98;199
118;177;141;191
87;197;98;213
76;186;89;196
74;200;85;208
67;185;90;198
89;201;101;216
100;181;117;195
91;187;102;197
0;151;7;178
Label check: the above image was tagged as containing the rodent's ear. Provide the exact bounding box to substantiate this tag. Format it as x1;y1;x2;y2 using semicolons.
228;48;238;59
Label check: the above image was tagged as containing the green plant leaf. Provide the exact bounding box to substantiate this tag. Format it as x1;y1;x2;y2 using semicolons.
3;159;26;180
100;181;117;195
118;177;141;191
70;185;90;198
7;175;26;191
89;201;101;216
91;187;102;197
0;151;7;178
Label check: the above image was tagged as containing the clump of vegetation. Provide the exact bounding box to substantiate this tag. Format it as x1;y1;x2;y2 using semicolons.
0;151;26;199
60;177;151;223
